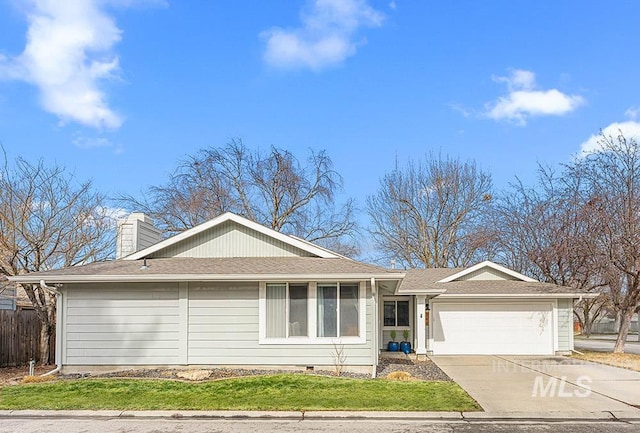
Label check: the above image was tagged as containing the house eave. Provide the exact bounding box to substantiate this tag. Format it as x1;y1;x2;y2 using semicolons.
7;273;406;284
396;289;447;296
436;293;595;299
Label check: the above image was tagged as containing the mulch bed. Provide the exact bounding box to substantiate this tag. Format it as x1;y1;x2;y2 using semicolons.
376;357;452;381
63;368;371;382
2;357;452;384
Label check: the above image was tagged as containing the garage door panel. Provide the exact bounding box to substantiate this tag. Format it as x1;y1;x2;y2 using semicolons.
431;302;553;355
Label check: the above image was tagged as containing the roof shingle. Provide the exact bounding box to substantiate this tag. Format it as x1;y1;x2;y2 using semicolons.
9;257;402;283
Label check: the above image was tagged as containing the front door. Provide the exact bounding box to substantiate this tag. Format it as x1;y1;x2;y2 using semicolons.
382;296;413;350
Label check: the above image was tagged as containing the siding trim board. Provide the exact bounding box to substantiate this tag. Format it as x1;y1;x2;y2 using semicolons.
178;282;188;365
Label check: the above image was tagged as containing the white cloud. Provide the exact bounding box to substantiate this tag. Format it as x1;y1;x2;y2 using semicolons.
580;121;640;155
0;0;140;129
101;206;129;221
492;69;535;91
449;102;471;118
73;134;112;149
485;69;585;126
261;0;384;71
624;106;640;121
73;132;124;154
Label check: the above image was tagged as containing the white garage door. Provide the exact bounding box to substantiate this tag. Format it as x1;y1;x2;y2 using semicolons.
431;302;554;355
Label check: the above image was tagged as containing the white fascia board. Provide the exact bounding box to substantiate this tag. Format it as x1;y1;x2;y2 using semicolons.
396;289;447;295
8;273;406;284
436;293;590;299
124;212;339;260
437;260;537;283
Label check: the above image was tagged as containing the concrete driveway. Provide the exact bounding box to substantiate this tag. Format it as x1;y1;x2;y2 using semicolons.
431;355;640;413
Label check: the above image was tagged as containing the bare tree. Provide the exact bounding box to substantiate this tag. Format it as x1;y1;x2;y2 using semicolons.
496;167;602;283
573;296;610;338
495;133;640;351
366;154;494;268
0;156;114;363
119;139;358;255
495;165;608;338
569;132;640;353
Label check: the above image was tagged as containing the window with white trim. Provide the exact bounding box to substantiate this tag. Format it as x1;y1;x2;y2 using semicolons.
265;283;308;338
260;281;364;344
317;282;359;338
383;299;410;327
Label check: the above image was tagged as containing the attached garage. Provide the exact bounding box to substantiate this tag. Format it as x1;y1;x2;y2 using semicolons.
430;300;555;355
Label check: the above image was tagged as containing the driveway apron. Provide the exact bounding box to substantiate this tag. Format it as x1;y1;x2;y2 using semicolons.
430;355;640;412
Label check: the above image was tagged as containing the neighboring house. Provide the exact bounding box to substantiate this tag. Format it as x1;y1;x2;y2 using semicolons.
0;284;16;310
589;314;640;334
8;212;588;374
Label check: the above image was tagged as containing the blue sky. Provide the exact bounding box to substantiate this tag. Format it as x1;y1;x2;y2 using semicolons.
1;0;640;221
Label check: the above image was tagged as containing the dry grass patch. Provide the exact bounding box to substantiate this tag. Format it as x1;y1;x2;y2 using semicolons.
0;366;54;386
572;350;640;372
22;375;56;384
385;371;413;381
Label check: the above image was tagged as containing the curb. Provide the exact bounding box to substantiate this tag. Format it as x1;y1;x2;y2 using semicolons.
1;410;640;421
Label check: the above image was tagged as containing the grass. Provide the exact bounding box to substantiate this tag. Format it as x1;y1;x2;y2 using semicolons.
0;374;481;411
571;350;640;372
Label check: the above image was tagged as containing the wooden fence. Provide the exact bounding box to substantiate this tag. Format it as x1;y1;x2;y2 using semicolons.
0;309;55;367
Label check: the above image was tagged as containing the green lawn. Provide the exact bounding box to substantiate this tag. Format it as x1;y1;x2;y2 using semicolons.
0;374;480;411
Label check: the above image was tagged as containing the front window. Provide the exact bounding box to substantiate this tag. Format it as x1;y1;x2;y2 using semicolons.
261;281;363;344
317;283;360;338
266;283;308;338
288;284;308;337
384;299;410;327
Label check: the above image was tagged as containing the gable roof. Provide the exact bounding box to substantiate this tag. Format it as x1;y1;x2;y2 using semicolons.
7;257;405;284
396;267;464;293
437;261;537;283
124;212;340;260
396;261;590;297
432;280;589;298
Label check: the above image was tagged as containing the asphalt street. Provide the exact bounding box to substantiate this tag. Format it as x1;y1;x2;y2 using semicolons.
575;338;640;355
1;418;640;433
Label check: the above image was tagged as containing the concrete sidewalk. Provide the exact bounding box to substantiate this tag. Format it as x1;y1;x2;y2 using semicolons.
1;409;640;421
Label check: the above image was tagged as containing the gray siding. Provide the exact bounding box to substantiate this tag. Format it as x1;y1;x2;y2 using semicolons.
63;283;181;365
150;221;313;258
557;298;573;352
382;330;413;345
458;267;518;281
0;298;15;310
62;281;373;367
188;282;373;366
0;285;15;310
